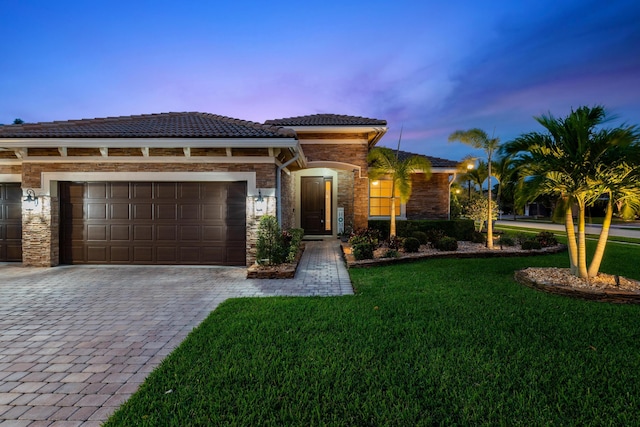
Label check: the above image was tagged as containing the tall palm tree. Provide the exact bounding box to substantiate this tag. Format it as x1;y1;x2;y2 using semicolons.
491;155;514;212
502;105;640;279
367;147;431;238
449;129;501;249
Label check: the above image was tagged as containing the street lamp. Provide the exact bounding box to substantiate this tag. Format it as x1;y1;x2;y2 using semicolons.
466;162;474;200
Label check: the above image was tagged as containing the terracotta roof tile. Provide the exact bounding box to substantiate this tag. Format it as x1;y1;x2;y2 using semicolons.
0;112;296;139
265;114;387;126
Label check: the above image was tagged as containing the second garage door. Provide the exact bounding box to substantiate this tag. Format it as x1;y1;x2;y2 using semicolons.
59;181;246;266
0;183;22;262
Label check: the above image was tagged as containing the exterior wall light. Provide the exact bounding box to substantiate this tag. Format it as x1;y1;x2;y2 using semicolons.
254;190;266;216
23;189;39;211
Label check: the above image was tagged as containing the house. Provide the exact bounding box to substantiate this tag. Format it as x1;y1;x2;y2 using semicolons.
0;112;457;267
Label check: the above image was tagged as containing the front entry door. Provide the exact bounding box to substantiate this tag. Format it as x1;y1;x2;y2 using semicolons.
301;176;332;235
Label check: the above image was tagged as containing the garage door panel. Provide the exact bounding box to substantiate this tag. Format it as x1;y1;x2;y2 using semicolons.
179;204;200;220
87;246;108;263
156;183;177;199
111;225;130;241
157;225;177;240
133;183;153;198
88;203;107;219
134;225;153;240
87;225;107;241
157;246;178;263
133;246;153;262
60;181;246;265
180;226;200;241
0;183;22;262
156;205;177;220
133;204;153;220
87;183;107;199
111;204;130;219
203;226;223;241
110;182;130;198
110;246;130;262
6;225;21;240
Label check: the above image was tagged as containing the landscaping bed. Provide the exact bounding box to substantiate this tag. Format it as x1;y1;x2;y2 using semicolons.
515;267;640;304
343;241;567;268
246;244;305;279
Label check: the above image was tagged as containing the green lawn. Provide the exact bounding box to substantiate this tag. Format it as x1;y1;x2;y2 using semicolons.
106;241;640;426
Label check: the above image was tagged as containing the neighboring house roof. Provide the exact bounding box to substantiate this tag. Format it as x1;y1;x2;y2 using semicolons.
396;149;458;169
264;114;387;127
0;112;296;139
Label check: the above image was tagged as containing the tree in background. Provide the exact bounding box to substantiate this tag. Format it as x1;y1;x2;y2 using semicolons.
502;105;640;279
449;129;501;249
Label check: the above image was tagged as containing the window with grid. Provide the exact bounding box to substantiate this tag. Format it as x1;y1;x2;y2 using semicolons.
369;179;400;217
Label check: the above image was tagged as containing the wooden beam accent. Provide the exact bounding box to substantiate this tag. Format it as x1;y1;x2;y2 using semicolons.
13;148;26;159
183;147;191;157
141;147;149;157
99;147;108;157
226;147;232;157
58;147;67;157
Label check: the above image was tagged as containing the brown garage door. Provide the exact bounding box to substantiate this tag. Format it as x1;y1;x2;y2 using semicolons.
0;183;22;262
59;181;246;265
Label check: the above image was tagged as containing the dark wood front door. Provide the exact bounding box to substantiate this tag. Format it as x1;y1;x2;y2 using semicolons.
59;181;246;265
301;177;332;235
0;183;22;262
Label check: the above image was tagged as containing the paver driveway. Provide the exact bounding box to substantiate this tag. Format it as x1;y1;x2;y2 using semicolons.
0;241;352;426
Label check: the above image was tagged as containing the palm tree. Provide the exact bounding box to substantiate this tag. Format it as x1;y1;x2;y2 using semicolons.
367;147;432;238
491;155;514;212
502;105;640;279
449;129;501;249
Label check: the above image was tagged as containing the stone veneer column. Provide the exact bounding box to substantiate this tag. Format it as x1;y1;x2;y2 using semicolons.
22;195;59;267
245;195;276;266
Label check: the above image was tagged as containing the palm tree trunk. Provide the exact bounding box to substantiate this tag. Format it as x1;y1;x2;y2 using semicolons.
588;197;613;278
564;205;579;276
390;197;396;238
577;204;588;279
487;176;494;249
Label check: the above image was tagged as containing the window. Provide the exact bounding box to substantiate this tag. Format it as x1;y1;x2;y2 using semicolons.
369;179;401;217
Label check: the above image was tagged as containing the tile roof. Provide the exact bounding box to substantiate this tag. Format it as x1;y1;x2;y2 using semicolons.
395;149;458;168
0;112;296;139
264;114;387;127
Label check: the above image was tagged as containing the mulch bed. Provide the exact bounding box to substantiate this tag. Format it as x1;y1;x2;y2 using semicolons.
515;267;640;304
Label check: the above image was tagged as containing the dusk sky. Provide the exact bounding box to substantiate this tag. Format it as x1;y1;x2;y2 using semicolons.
2;0;639;161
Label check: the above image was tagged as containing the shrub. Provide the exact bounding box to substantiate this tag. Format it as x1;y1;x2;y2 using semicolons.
522;240;542;250
403;237;421;253
350;228;380;247
425;229;445;248
435;236;458;251
352;243;374;260
382;249;399;258
387;235;404;250
534;231;558;247
470;231;486;244
498;235;516;247
256;216;286;265
368;219;474;241
465;197;499;231
284;228;304;263
515;233;530;245
411;231;428;245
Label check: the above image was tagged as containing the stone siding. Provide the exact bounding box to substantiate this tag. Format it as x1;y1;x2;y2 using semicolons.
280;170;295;230
22;196;58;266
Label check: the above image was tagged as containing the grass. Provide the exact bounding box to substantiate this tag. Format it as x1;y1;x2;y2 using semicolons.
105;242;640;426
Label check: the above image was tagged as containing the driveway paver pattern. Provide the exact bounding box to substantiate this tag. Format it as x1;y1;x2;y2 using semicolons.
0;241;351;426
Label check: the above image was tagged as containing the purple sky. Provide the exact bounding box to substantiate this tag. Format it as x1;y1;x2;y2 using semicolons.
2;0;639;161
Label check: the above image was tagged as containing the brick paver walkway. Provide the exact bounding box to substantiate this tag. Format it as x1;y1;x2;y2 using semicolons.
0;240;351;426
